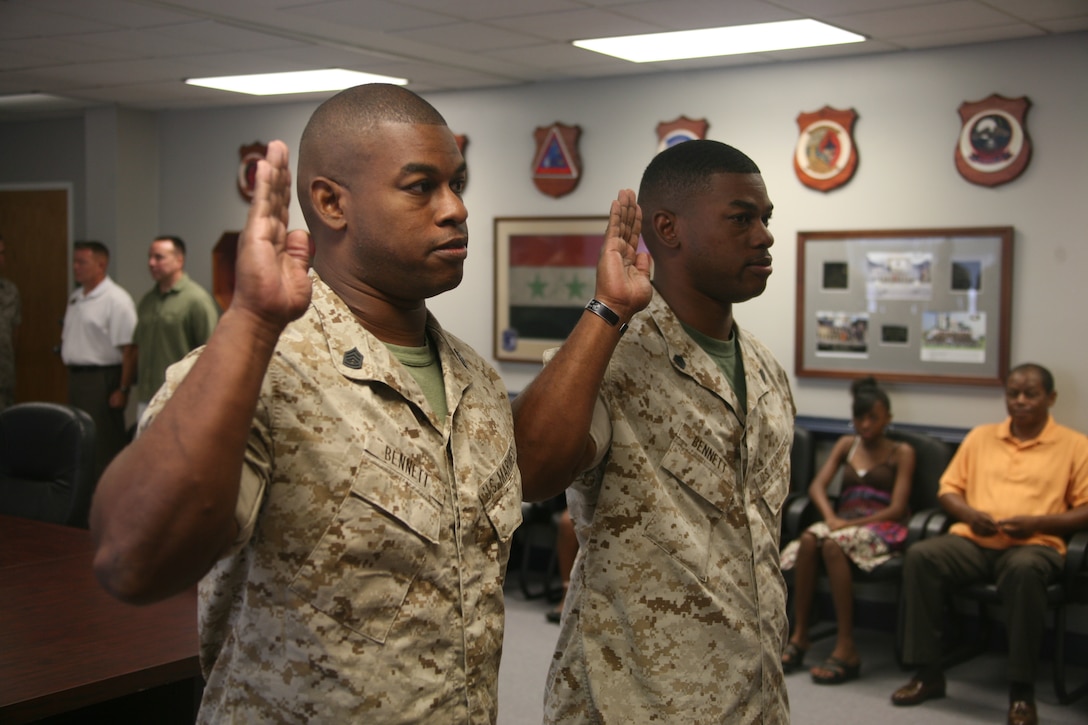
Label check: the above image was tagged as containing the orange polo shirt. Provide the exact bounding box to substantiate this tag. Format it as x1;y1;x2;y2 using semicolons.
938;416;1088;554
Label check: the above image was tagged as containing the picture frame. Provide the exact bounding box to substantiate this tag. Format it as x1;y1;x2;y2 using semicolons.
795;226;1013;386
494;216;607;363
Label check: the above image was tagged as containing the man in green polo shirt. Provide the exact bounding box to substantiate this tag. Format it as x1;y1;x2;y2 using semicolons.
125;236;219;420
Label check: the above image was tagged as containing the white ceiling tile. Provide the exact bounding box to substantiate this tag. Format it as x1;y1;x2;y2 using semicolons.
982;0;1088;22
0;37;129;65
0;0;1083;113
391;22;544;51
770;0;936;16
278;0;456;32
834;1;1028;37
611;0;798;29
1036;16;1088;31
488;8;663;41
153;21;308;51
890;23;1047;49
9;0;199;28
0;3;117;38
397;0;585;21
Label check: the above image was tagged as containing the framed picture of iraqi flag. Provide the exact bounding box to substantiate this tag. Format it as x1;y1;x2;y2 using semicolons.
494;216;607;363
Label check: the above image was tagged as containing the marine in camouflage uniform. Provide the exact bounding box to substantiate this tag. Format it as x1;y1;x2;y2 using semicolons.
514;140;794;723
147;274;521;723
90;85;521;724
546;291;793;723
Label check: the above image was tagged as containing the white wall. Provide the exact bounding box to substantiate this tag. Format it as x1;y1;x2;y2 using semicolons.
150;32;1088;432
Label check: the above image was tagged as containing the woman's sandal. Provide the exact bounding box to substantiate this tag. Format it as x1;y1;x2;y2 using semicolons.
810;656;861;685
780;642;807;673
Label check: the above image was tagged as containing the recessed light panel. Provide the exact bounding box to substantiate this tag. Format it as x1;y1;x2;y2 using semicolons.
574;19;865;63
185;69;407;96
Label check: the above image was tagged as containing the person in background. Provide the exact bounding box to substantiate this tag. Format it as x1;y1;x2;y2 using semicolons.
60;240;137;475
513;139;795;723
0;235;21;410
891;363;1088;725
779;376;916;684
546;506;578;624
126;235;219;421
89;84;521;723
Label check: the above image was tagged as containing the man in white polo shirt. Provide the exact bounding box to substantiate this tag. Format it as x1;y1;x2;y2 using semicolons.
61;240;137;477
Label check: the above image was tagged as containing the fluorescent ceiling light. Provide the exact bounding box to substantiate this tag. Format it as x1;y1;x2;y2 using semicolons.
574;19;865;63
185;68;407;96
0;93;87;110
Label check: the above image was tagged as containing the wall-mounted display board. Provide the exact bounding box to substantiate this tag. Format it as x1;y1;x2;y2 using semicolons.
795;227;1013;386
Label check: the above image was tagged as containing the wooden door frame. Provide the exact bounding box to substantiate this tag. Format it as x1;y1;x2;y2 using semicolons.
0;183;73;404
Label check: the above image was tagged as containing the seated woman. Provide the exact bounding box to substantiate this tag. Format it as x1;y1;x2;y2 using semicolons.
780;377;916;684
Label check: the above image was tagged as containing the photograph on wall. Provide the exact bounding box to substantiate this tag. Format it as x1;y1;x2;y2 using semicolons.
880;324;910;346
951;259;983;291
815;311;869;357
822;261;849;291
864;251;934;301
921;311;987;364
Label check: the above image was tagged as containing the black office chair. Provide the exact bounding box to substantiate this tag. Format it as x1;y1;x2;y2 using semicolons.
787;425;816;505
514;494;565;600
0;402;97;528
917;512;1088;704
783;428;953;652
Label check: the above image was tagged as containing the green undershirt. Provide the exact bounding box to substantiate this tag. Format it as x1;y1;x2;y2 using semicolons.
681;322;747;416
384;336;447;421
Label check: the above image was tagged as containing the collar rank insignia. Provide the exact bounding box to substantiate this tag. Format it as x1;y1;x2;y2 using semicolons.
342;347;364;369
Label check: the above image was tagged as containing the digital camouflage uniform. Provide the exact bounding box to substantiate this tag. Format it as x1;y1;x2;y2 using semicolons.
545;290;795;724
0;277;20;409
145;272;522;724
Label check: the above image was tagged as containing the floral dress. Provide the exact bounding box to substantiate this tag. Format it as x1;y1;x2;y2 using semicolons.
781;437;909;572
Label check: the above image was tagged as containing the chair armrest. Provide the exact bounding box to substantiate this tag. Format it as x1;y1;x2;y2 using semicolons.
922;510;952;539
1064;529;1088;583
905;507;941;545
783;495;817;543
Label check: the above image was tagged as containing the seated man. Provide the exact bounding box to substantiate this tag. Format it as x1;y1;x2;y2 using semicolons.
891;362;1088;725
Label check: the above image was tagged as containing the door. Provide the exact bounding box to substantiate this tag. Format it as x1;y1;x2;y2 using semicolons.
0;188;69;404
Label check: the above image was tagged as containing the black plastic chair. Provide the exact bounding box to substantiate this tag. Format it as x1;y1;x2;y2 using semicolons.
783;428;953;653
914;512;1088;704
514;495;565;600
0;402;97;528
787;425;816;506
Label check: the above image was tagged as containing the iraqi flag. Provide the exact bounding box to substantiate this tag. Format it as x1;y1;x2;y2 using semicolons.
507;232;600;341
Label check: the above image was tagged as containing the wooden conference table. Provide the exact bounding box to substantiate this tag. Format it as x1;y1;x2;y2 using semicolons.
0;514;200;723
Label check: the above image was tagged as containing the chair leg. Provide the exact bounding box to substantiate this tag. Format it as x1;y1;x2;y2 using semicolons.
1053;603;1088;704
517;519;559;600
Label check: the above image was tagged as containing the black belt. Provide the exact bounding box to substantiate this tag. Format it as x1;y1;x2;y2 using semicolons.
68;364;121;372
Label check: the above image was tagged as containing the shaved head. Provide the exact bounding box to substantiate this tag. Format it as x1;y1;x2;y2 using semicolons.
638;139;761;250
297;83;449;231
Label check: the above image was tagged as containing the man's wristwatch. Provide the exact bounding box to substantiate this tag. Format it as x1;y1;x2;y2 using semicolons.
585;298;629;335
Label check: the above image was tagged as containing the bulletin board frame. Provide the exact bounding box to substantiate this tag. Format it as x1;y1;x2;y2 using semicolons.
795;227;1013;386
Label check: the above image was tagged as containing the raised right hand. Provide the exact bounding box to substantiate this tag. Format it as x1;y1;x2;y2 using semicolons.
231;139;313;331
593;188;652;322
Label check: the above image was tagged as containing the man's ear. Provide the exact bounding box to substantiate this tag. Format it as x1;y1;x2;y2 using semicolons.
651;209;680;250
310;177;347;231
